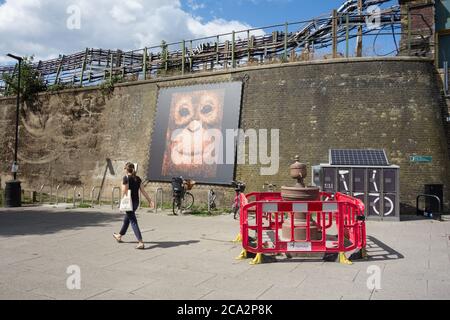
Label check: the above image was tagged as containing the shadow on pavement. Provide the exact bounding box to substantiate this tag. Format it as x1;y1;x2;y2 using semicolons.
122;240;200;250
0;208;122;237
350;235;404;261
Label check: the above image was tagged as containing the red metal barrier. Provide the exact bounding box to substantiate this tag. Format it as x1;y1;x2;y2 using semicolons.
237;192;367;265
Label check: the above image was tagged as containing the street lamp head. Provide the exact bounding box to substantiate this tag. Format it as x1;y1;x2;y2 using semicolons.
6;53;23;61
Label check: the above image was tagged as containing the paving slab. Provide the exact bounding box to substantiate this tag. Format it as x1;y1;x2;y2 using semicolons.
0;206;449;299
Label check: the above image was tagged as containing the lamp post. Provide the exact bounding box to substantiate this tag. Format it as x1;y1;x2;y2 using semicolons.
4;53;23;207
7;53;22;180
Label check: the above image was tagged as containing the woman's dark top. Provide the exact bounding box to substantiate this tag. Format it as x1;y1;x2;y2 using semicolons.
123;175;142;210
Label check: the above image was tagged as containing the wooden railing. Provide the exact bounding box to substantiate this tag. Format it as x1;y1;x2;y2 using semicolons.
0;2;432;95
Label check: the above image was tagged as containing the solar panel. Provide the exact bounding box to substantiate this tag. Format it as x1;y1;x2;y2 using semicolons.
329;149;389;166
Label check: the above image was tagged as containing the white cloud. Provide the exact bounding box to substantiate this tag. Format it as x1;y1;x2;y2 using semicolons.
187;0;205;11
0;0;257;63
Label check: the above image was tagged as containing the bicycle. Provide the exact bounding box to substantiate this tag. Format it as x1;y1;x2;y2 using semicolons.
171;177;195;215
231;180;246;220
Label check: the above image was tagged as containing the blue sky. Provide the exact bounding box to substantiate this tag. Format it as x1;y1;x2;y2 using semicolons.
180;0;339;27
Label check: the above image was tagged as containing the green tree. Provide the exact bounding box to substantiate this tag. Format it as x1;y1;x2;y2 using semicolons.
1;56;47;104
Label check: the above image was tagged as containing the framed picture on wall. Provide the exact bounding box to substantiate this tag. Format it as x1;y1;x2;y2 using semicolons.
147;82;243;185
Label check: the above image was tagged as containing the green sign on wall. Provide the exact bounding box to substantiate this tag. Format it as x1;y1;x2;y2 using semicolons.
410;156;432;163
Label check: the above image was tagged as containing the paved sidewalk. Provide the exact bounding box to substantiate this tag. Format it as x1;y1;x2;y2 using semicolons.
0;206;449;300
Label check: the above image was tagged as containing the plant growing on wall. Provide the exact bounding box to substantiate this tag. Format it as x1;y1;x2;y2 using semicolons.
99;74;123;97
157;40;183;76
1;56;47;105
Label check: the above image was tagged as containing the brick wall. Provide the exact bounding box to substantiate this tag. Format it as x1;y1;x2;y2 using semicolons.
0;57;449;212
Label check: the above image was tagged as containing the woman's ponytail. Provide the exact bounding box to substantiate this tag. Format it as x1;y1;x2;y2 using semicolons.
125;162;136;178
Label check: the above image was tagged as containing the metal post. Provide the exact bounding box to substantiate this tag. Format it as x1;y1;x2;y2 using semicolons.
109;53;113;82
232;31;236;68
55;185;60;205
91;186;101;207
332;10;338;59
6;54;23;183
154;188;163;213
112;187;121;210
164;43;168;72
54;55;64;85
143;47;148;80
445;61;449;96
247;30;251;62
346;13;350;58
181;40;185;75
14;59;21;181
79;48;88;86
190;40;194;71
121;54;125;78
284;22;288;62
73;186;77;207
407;8;412;56
216;36;220;65
88;57;92;83
356;0;363;57
63;188;68;203
39;184;47;204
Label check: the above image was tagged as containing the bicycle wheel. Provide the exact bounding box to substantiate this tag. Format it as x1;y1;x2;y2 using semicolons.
233;203;240;220
182;192;194;210
172;197;181;215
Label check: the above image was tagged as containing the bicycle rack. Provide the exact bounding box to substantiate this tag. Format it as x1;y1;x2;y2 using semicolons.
112;187;121;209
73;186;85;207
416;194;442;221
55;185;69;205
39;184;53;204
63;188;69;203
56;186;69;204
154;188;163;213
90;186;102;207
55;185;61;205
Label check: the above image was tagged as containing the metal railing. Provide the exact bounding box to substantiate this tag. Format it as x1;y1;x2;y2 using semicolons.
72;186;85;207
90;186;102;207
39;184;52;204
0;3;432;95
112;187;121;210
416;194;442;221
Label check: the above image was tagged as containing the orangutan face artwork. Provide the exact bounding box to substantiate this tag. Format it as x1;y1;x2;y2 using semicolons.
161;89;225;178
148;82;242;185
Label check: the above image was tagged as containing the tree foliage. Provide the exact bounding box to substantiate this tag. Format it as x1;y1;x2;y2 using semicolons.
1;56;47;103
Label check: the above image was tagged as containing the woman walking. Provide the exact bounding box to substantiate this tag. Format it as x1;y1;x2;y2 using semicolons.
113;162;154;249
